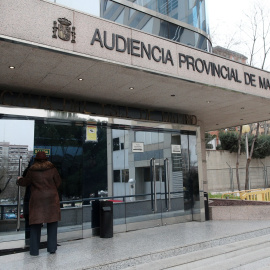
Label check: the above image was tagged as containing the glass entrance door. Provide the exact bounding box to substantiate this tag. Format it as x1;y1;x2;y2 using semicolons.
160;132;185;225
125;128;163;230
111;126;186;231
126;128;186;230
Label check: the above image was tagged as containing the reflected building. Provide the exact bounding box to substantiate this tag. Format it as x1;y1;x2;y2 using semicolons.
0;142;32;200
100;0;211;51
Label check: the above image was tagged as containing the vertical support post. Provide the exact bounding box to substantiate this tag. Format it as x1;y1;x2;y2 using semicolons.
150;158;154;212
17;156;23;231
164;159;168;210
1;206;4;220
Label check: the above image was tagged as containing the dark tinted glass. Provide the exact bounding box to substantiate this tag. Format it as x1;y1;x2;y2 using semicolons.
34;120;83;201
82;125;108;203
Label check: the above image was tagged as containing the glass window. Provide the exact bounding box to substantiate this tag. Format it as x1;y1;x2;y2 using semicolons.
157;0;167;15
122;169;129;182
114;170;121;182
113;138;120;151
129;11;151;29
169;23;182;42
115;9;125;24
121;143;124;150
159;20;169;39
100;0;210;51
143;167;151;182
126;0;208;33
141;17;155;34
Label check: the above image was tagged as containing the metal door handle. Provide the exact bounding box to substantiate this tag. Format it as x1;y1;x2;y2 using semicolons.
164;158;171;211
150;158;157;212
153;159;157;212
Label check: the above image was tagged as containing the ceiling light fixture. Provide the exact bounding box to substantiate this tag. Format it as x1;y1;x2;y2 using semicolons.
129;87;134;90
9;66;15;69
78;78;83;81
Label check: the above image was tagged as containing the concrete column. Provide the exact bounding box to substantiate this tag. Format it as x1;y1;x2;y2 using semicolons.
107;128;113;197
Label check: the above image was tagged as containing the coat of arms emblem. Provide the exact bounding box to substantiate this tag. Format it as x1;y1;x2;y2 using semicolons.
52;18;76;43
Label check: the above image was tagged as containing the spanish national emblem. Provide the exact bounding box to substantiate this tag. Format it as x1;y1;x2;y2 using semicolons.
52;18;76;43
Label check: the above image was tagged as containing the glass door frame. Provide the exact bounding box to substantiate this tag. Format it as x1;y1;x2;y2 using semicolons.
108;119;201;232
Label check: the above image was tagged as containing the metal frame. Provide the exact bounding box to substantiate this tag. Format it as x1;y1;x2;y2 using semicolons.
0;105;198;132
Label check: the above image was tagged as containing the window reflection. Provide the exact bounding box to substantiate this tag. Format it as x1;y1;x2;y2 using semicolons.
126;0;208;33
181;132;199;216
101;0;211;51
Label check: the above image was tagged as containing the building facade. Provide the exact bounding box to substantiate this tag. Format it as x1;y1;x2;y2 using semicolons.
1;0;270;250
213;46;248;64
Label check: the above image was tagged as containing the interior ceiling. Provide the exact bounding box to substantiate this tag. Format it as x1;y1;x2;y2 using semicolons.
1;40;270;132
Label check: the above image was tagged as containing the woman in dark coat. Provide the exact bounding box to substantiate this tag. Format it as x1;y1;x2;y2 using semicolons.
17;151;62;256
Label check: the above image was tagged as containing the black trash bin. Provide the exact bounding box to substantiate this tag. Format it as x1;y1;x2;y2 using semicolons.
204;192;209;221
100;200;113;238
91;200;100;236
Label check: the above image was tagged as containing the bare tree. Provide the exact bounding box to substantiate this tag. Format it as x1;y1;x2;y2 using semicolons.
0;165;13;194
243;8;259;66
239;3;270;190
211;1;270;190
240;2;270;68
259;5;270;69
245;123;260;190
236;126;242;191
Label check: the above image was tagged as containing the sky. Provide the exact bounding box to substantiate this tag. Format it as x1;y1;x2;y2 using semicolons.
207;0;270;70
0;120;34;150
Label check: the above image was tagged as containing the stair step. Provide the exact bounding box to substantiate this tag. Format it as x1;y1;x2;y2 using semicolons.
123;234;270;270
187;243;270;270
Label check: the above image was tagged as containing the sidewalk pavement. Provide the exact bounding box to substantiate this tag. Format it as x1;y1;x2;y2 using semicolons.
1;220;270;270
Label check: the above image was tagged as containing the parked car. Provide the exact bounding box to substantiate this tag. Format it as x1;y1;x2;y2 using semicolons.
4;211;17;219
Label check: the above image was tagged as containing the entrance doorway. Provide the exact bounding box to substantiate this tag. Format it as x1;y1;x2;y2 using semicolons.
110;127;198;232
0;110;200;251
